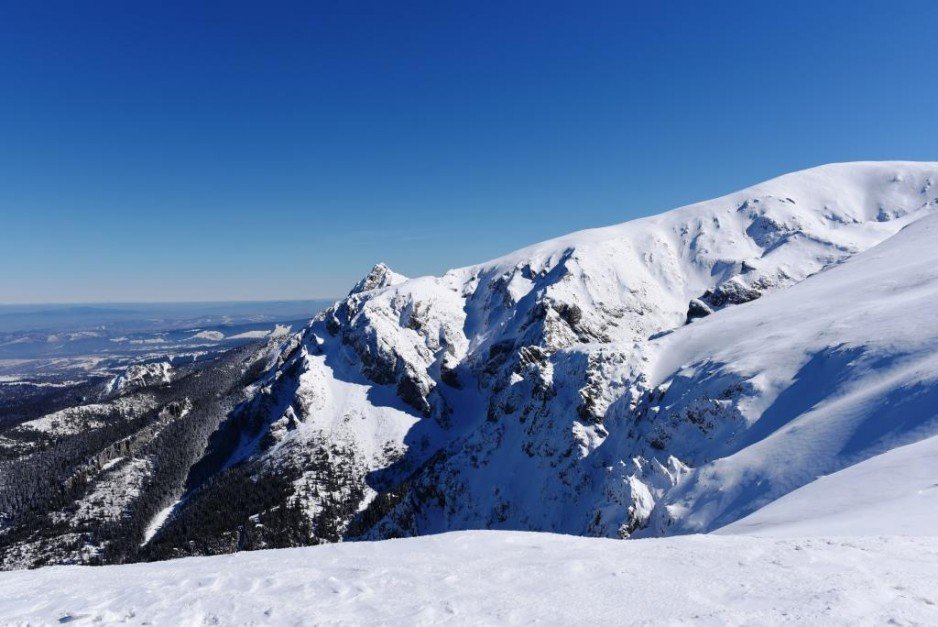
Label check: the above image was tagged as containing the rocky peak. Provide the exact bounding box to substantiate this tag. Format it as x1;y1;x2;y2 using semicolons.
348;263;408;296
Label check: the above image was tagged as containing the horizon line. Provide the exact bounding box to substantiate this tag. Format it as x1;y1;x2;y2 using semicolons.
0;297;340;308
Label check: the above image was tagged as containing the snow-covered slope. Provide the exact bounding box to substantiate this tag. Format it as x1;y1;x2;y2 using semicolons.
102;362;172;397
207;161;938;546
719;433;938;537
631;210;938;535
2;530;936;625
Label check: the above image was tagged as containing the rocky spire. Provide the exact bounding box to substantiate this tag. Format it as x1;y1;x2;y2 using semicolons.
348;262;408;296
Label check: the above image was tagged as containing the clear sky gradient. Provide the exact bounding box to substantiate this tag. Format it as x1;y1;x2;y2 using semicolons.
2;0;937;303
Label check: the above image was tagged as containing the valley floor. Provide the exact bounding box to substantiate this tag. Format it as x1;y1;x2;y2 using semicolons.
1;530;936;626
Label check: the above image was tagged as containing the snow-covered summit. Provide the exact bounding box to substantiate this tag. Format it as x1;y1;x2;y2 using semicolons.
348;262;408;296
165;161;938;547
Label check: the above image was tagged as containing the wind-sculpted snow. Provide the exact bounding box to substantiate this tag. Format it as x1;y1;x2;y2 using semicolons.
233;161;938;543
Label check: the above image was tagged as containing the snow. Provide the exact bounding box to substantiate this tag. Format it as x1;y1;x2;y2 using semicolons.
0;380;80;388
142;500;181;546
187;330;225;341
0;531;936;625
216;161;938;541
102;362;172;396
638;212;938;535
227;324;293;340
4;162;938;623
241;339;425;510
226;329;270;339
67;458;152;524
719;433;938;537
12;395;159;437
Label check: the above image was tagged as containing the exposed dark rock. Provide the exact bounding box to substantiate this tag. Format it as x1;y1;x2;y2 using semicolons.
440;363;461;389
484;340;516;376
397;376;432;417
701;280;762;309
685;299;713;323
555;303;583;328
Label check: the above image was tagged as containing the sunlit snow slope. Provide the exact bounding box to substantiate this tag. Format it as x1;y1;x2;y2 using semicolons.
634;208;938;535
719;433;938;537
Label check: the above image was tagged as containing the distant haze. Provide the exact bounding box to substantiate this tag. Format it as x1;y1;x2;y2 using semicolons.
0;301;333;334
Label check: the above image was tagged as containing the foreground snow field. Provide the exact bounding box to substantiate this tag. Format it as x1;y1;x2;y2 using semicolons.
0;530;936;626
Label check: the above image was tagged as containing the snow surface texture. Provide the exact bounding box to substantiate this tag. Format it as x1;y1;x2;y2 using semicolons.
1;530;936;626
235;161;938;542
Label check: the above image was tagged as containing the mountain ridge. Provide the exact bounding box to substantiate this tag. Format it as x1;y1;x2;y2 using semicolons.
3;161;937;568
224;160;938;542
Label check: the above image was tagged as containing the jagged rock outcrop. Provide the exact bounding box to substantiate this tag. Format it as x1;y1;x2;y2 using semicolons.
103;362;173;396
348;262;408;296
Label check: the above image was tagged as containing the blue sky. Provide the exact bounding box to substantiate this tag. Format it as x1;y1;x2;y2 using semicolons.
2;0;937;303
